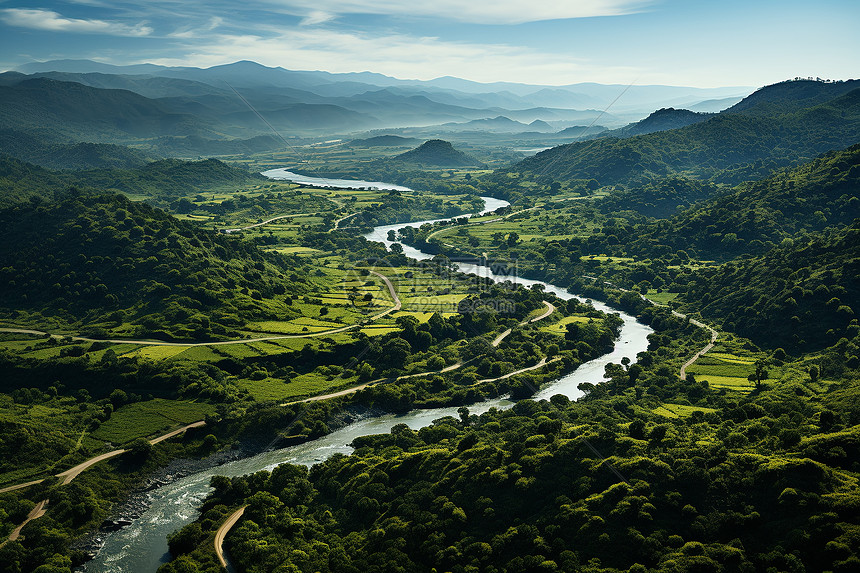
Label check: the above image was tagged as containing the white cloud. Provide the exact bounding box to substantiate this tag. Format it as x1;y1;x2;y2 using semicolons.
168;16;224;39
0;8;152;36
148;27;636;85
300;10;335;26
266;0;653;24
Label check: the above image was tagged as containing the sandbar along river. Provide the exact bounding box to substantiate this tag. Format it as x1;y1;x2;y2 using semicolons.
85;183;652;572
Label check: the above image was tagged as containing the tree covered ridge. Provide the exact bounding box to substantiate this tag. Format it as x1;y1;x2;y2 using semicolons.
0;154;262;208
0;128;153;171
494;81;860;188
682;222;859;353
0;191;310;340
74;157;263;199
611;143;860;260
161;381;860;573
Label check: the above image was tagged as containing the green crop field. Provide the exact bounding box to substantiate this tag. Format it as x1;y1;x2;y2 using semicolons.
238;372;360;402
707;352;756;364
540;315;593;336
644;290;679;305
171;346;224;362
89;399;215;445
360;325;400;337
653;403;718;418
691;374;757;392
125;345;193;360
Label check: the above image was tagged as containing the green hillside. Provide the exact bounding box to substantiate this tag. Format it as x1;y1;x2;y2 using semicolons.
0;129;153;170
0;156;73;207
611;107;714;137
616;144;860;258
725;78;860;115
0;155;263;207
74;158;263;199
161;388;860;573
680;223;859;353
0;191;308;340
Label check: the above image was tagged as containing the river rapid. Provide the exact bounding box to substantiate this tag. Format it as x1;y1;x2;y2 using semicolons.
85;191;653;572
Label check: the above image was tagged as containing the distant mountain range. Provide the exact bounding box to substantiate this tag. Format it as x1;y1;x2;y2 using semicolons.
0;60;751;147
14;59;750;112
348;135;420;147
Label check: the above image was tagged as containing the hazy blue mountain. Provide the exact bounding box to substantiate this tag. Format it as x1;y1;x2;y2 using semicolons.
529;119;554;131
16;59;166;75
553;125;610;138
14;59;753;117
348;135;421;147
687;96;744;112
0;77;216;142
0;75;379;142
439;116;532;133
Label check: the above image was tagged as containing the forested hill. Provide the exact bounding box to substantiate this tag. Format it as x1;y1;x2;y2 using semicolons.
494;80;860;187
0;192;308;341
725;78;860;115
617;143;860;260
0;156;71;206
682;222;859;353
0;156;262;205
161;393;860;573
610;107;714;137
74;158;263;199
0;129;153;170
395;139;479;167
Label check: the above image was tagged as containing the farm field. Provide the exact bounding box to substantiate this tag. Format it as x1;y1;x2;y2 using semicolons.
237;372;361;402
644;290;679;305
539;315;593;336
89;399;216;445
685;345;774;393
652;403;718;418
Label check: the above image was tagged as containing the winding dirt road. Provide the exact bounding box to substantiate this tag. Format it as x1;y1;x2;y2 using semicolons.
1;500;48;547
1;421;206;546
679;318;719;380
584;277;719;380
215;505;247;568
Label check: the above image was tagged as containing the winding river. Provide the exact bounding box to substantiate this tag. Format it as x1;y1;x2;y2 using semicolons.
261;168;413;192
85;192;652;572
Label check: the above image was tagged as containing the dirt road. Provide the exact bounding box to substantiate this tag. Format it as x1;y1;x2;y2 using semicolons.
215;505;247;568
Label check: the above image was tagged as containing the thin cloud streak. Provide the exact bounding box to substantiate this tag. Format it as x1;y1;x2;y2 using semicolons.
0;8;152;36
264;0;654;24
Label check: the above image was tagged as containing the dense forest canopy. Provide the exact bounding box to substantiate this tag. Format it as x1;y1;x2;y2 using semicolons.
0;191;310;340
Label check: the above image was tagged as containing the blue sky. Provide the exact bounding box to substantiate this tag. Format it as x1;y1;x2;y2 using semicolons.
0;0;857;87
